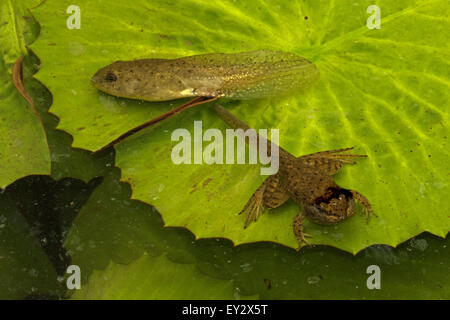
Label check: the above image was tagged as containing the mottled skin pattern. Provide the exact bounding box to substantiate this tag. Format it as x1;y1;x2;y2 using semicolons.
91;50;318;101
215;105;376;250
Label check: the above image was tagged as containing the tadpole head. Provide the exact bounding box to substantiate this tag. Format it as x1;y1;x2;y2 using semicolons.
90;61;131;97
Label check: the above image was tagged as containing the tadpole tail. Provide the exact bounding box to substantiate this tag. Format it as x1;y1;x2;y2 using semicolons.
95;96;218;153
214;104;291;162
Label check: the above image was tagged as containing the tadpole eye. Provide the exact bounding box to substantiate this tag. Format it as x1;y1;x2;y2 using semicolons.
105;72;117;82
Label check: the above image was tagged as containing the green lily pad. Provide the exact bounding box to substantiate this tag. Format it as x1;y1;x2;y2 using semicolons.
0;0;50;188
24;71;117;183
31;0;449;252
71;252;258;300
65;170;449;299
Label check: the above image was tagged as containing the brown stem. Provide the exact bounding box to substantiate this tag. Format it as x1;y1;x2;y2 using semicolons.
95;95;218;153
12;54;42;121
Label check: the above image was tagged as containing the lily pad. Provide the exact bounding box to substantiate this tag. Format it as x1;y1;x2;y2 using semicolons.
65;170;449;299
0;0;50;188
31;0;449;252
71;253;258;300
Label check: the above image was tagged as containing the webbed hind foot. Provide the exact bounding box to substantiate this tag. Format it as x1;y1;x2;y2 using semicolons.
239;183;266;229
293;212;312;250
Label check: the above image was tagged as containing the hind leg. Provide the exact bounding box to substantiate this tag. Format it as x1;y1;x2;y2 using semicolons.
239;173;289;228
293;212;311;250
298;147;367;175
